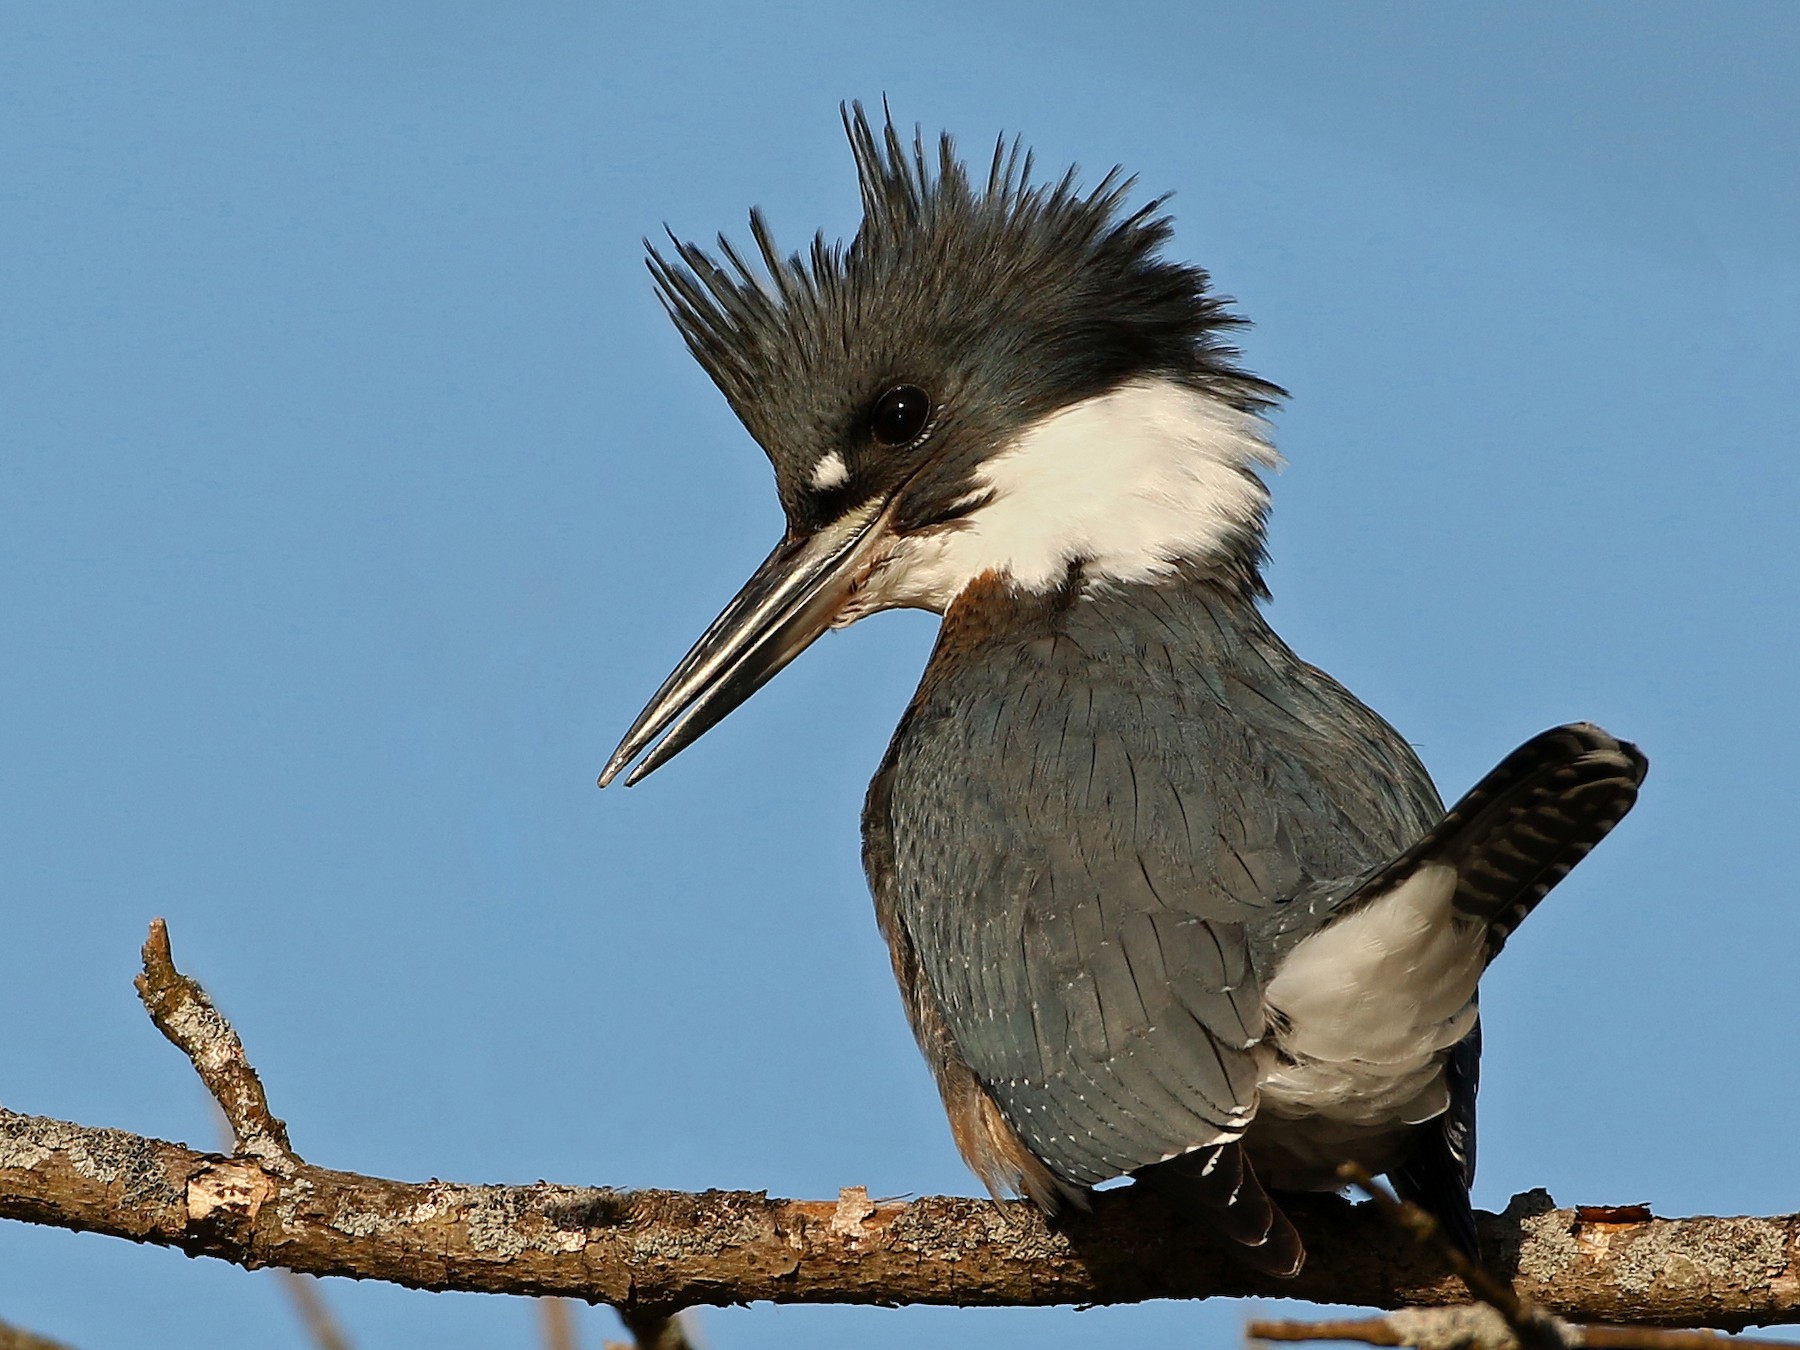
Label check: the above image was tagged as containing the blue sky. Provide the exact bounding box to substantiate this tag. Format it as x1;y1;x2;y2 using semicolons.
3;4;1797;1347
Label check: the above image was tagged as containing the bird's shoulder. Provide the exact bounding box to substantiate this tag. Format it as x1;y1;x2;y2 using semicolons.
870;569;1439;910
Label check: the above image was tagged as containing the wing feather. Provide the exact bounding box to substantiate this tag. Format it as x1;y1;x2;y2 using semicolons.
871;578;1441;1192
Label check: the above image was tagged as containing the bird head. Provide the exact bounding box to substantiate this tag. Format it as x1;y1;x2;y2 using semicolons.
602;104;1283;787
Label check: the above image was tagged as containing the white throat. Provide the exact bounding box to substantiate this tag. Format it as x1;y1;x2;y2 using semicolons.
847;376;1279;618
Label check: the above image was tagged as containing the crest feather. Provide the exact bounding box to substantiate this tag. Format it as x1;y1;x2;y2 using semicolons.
646;102;1280;431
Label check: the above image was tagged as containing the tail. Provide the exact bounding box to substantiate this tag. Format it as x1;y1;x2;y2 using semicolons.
1409;721;1648;957
1383;722;1645;1252
1391;1020;1482;1259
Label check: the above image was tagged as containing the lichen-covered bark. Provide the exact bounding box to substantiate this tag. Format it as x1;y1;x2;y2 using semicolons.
133;919;293;1161
2;1109;1796;1325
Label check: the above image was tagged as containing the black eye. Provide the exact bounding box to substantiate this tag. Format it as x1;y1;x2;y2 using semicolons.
869;385;931;447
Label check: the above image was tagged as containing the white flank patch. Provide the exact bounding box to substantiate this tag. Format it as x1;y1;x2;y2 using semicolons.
1258;863;1485;1126
809;451;850;491
848;377;1279;615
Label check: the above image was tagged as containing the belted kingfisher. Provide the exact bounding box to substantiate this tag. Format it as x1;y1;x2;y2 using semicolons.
600;106;1647;1275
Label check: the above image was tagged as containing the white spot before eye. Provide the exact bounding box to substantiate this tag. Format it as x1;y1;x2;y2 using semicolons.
810;451;850;491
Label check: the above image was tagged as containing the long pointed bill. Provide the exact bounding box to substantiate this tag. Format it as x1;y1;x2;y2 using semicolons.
599;498;892;787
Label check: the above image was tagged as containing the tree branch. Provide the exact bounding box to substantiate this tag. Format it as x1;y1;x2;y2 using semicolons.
1241;1169;1800;1350
2;1107;1796;1326
2;922;1796;1328
133;919;291;1161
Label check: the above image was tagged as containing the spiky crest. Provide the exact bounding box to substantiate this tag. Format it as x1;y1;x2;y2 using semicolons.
645;102;1278;443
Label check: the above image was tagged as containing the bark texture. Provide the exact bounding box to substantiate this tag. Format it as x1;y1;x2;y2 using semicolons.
133;919;292;1161
2;1111;1796;1325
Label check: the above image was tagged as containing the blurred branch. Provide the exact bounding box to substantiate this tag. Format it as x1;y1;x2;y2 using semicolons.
1340;1162;1563;1350
1;922;1797;1328
1248;1307;1798;1350
0;1318;80;1350
540;1299;578;1350
279;1272;354;1350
